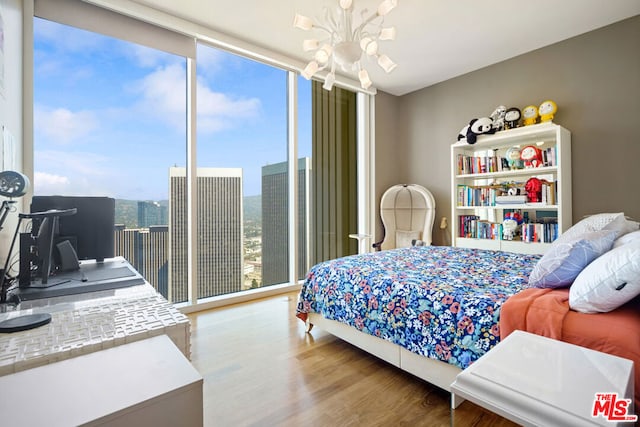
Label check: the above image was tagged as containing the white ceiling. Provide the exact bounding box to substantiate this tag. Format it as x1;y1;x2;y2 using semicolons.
130;0;640;96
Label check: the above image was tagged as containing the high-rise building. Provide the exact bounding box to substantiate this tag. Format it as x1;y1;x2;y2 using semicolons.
138;201;167;227
261;158;310;286
169;167;243;303
114;224;169;298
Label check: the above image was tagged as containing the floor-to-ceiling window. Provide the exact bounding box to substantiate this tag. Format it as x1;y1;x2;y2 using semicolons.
30;0;368;308
194;43;291;300
32;16;189;301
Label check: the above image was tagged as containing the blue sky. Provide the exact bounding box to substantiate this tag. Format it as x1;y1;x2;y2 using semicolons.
33;18;312;200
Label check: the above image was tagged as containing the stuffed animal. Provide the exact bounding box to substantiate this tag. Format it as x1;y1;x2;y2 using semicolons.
522;105;539;126
489;105;507;132
502;211;523;240
525;177;543;202
505;147;523;169
539;100;557;122
457;125;469;141
505;211;523;224
464;117;496;144
502;218;518;240
521;145;543;168
504;107;521;129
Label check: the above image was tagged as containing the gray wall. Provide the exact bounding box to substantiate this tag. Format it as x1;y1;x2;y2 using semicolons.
374;90;406;244
375;16;640;246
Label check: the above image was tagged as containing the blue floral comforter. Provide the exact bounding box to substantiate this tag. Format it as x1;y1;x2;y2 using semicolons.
296;246;540;370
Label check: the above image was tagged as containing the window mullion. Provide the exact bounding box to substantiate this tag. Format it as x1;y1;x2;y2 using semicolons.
287;72;298;285
186;55;198;303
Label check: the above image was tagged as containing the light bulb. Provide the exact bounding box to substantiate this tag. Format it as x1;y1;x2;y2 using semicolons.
360;37;373;52
315;50;329;64
358;69;372;89
365;40;378;56
339;0;353;10
323;72;336;91
301;61;319;79
293;14;313;31
377;0;397;16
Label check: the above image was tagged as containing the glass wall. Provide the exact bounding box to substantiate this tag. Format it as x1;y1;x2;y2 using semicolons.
33;17;188;301
31;4;365;307
195;43;288;300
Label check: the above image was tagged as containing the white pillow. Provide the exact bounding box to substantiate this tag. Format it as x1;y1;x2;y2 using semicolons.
613;230;640;249
396;230;421;248
560;212;627;242
622;218;640;234
528;230;617;289
569;239;640;313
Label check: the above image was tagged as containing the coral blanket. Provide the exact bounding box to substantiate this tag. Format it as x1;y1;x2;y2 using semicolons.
501;288;640;411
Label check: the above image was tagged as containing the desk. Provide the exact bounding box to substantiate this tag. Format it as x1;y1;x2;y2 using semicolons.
0;282;191;376
450;330;636;426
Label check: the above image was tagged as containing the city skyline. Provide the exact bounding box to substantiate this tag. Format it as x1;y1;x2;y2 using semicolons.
114;164;308;302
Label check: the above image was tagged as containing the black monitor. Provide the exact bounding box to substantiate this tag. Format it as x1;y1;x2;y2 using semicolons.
18;196;116;288
8;195;145;304
30;196;115;263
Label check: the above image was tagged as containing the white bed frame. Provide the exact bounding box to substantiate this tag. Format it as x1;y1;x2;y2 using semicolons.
306;312;465;408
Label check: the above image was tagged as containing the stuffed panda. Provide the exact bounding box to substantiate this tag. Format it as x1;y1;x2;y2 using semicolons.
465;117;496;144
457;125;469;141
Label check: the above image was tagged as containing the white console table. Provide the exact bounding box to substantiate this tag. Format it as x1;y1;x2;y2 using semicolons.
450;330;636;426
0;282;191;376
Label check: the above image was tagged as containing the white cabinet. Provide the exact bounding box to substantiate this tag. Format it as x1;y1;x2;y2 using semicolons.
451;331;635;426
0;335;203;427
451;122;572;254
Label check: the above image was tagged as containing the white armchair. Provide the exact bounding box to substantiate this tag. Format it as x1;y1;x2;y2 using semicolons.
373;184;436;251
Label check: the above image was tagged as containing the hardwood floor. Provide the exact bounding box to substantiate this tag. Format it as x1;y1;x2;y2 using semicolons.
188;291;518;427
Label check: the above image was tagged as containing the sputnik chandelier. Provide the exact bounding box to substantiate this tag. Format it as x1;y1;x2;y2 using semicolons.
293;0;398;91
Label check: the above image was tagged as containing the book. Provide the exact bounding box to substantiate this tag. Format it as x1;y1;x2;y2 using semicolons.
495;195;527;204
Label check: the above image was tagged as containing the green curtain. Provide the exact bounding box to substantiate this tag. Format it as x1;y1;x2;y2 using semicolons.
311;81;358;264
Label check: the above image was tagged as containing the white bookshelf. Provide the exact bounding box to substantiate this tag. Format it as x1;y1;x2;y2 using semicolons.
451;122;572;254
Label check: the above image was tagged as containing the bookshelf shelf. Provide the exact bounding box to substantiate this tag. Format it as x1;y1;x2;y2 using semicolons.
455;204;559;211
455;165;558;180
451;122;572;254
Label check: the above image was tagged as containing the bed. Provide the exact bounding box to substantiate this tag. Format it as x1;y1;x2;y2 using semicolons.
297;212;640;411
296;245;541;407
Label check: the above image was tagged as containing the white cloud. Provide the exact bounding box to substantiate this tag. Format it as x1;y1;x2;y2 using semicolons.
36;150;110;177
34;150;175;200
131;64;261;133
34;172;72;195
35;106;99;145
34;151;117;197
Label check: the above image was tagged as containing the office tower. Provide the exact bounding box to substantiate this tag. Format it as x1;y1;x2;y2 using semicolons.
138;201;167;227
114;225;169;298
261;157;310;286
169;167;243;303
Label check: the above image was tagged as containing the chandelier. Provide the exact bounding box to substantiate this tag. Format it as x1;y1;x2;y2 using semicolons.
293;0;398;91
